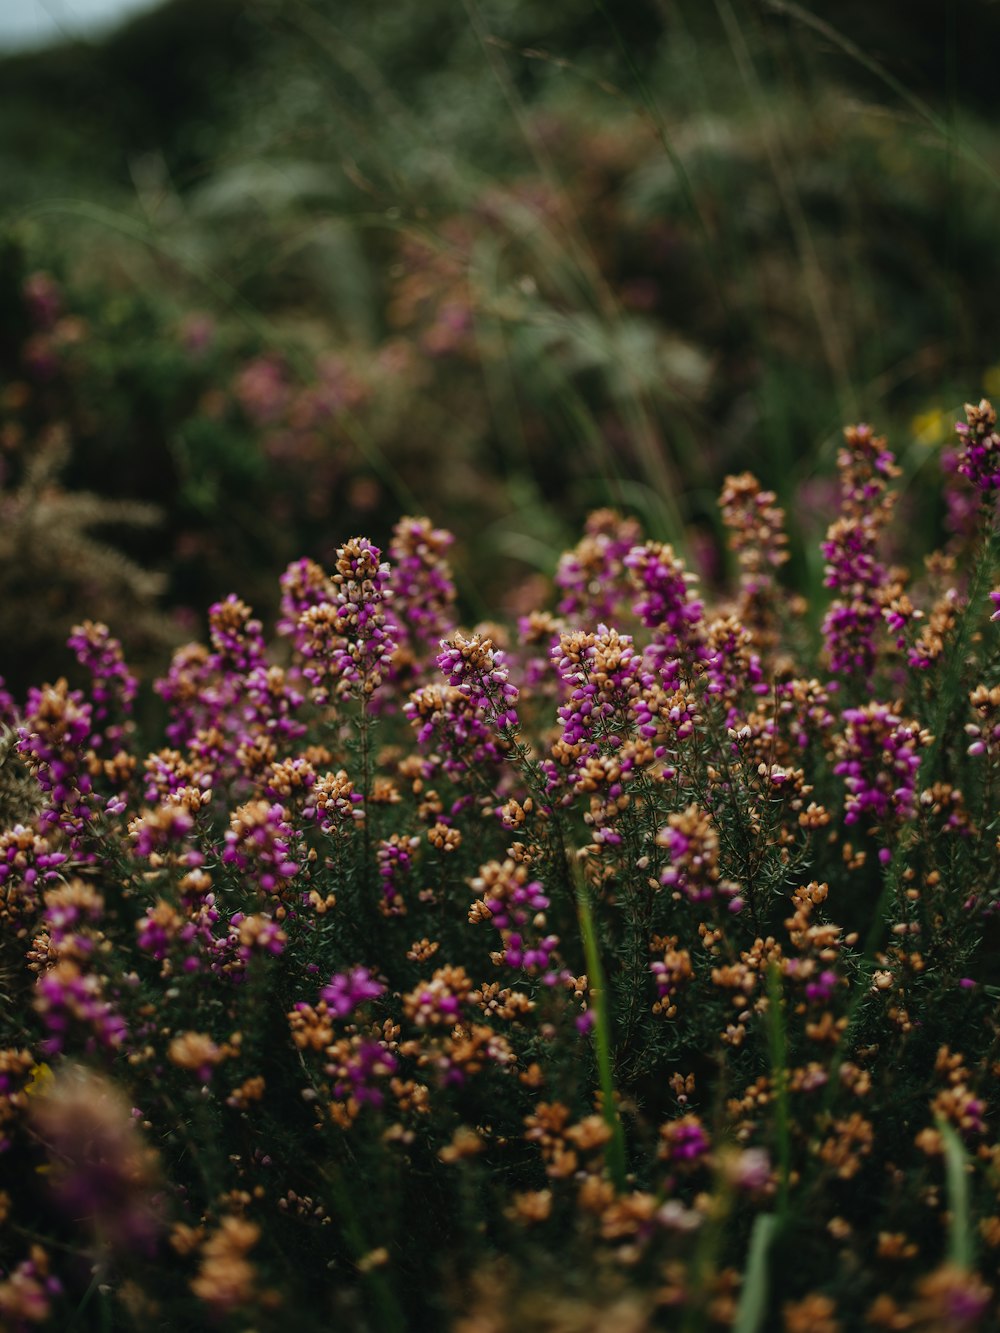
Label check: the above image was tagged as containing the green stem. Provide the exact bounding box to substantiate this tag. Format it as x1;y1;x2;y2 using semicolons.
571;853;628;1193
938;1118;974;1270
320;1162;407;1333
733;1213;778;1333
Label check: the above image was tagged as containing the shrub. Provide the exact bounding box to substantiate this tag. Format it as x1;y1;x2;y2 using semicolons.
0;410;999;1330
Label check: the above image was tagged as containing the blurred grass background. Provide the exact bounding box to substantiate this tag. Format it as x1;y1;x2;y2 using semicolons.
2;0;999;690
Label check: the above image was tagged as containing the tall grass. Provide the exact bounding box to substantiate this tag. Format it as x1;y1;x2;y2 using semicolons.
4;0;1000;678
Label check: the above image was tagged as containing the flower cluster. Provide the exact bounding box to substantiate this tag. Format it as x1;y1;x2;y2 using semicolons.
16;680;94;846
34;961;127;1055
375;833;419;913
955;398;1000;494
555;508;642;624
222;800;299;895
719;472;790;602
437;632;520;731
328;538;396;698
624;540;704;662
67;620;137;751
403;682;508;780
833;702;931;846
296;539;397;704
321;967;385;1017
468;859;560;975
657;804;740;908
0;825;65;904
820;423;899;679
386;516;457;662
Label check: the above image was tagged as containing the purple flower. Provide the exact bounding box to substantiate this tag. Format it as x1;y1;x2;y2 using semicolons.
223;800;299;894
300;538;396;702
660;1114;710;1166
0;1247;63;1326
437;632;520;732
833;701;931;833
17;680;94;847
555;509;642;624
469;860;560;976
329;1038;398;1108
312;768;365;834
404;683;507;780
820;423;899;680
805;969;838;1003
321;967;386;1017
0;825;66;901
657;805;733;905
129;802;198;861
67;621;137;750
719;472;790;602
243;665;306;740
34;961;127;1055
209;595;267;675
624;541;703;654
553;625;642;750
376;834;420;913
276;558;334;645
28;1066;161;1254
154;643;217;749
702;615;766;721
386;516;457;663
955;398;1000;494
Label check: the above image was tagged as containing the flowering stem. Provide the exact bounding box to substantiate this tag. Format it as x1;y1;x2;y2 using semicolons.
571;853;628;1193
923;524;997;787
829;524;998;1071
354;694;376;937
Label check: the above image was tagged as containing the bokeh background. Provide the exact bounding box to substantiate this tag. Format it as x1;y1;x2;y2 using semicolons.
2;0;999;693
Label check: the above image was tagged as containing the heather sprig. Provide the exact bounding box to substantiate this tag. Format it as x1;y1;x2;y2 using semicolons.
67;620;137;750
833;701;931;847
955;398;1000;495
555;508;642;625
719;472;790;653
16;679;94;847
820;423;899;682
386;516;457;663
625;539;704;666
437;631;520;732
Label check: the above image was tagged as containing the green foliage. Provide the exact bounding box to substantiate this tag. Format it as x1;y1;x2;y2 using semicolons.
4;0;1000;656
0;423;997;1326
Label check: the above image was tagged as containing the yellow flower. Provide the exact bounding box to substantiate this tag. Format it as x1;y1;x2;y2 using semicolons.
25;1062;54;1097
910;408;946;448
